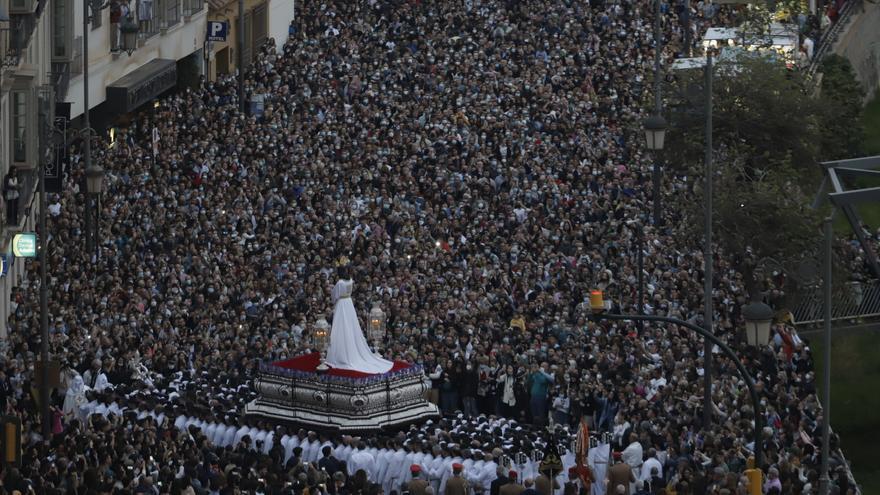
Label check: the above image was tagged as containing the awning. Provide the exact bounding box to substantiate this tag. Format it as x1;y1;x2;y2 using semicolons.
106;59;177;114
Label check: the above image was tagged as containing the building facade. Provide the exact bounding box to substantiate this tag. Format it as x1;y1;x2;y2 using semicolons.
0;0;55;337
61;0;208;120
204;0;292;80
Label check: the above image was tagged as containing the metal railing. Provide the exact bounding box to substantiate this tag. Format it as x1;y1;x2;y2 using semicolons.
162;0;179;28
182;0;203;16
792;279;880;324
807;0;860;78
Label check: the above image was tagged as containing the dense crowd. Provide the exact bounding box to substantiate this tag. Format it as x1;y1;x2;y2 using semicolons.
0;0;860;494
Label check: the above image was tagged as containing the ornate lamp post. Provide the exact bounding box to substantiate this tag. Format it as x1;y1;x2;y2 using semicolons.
85;164;104;259
368;303;386;354
120;16;139;55
312;318;330;371
644;114;667;227
742;298;774;347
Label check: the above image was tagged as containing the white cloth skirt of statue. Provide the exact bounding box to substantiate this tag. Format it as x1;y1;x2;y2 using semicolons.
325;279;393;374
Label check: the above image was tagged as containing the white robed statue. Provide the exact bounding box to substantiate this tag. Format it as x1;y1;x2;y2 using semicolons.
325;273;393;374
62;373;89;422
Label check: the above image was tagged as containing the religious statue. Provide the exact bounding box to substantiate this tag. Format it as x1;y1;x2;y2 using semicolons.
325;261;394;374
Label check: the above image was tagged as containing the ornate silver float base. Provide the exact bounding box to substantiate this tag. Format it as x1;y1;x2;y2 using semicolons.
244;366;439;432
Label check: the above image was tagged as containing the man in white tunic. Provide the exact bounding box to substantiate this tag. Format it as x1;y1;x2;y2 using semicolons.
385;444;407;493
621;433;643;482
639;449;662;485
348;441;377;481
221;421;237;448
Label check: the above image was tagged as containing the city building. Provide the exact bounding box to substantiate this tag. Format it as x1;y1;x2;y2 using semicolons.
0;0;55;336
204;0;293;80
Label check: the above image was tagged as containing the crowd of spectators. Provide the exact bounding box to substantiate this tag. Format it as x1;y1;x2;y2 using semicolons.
0;0;861;494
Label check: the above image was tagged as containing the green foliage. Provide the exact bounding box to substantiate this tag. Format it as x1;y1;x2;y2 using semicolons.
862;90;880;156
712;162;824;292
819;55;866;160
666;56;823;183
662;56;853;295
810;328;880;494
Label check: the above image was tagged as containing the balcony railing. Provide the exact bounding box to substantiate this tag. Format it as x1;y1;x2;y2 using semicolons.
1;0;49;68
161;0;179;28
182;0;203;17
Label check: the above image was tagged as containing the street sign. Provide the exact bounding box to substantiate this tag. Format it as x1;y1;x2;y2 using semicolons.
207;21;228;42
11;233;36;258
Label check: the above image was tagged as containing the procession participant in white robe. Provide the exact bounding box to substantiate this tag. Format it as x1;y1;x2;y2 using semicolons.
469;454;487;494
62;374;88;421
94;401;109;417
439;453;464;494
174;414;188;431
234;423;251;448
587;443;610;495
404;448;428;487
203;420;217;444
334;436;350;462
262;428;276;455
319;439;335;465
285;432;303;463
340;437;355;463
253;428;269;452
375;447;392;490
221;421;237;448
368;443;380;463
282;432;295;460
479;453;500;492
325;270;393;374
396;445;423;488
348;441;378;481
93;371;112;392
639;449;663;484
427;447;445;494
301;432;318;462
150;407;166;428
385;445;408;494
621;434;643;481
80;399;98;422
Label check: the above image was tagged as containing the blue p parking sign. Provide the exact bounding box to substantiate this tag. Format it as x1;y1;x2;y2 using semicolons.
207;21;228;42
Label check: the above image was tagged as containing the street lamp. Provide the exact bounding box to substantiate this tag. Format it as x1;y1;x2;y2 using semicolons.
368;303;386;353
643;115;668;151
644;113;667;227
120;16;139;56
85;164;105;194
742;298;774;347
312;318;330;371
85;164;104;259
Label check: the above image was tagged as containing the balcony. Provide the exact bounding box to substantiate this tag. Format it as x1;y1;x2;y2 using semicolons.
182;0;202;20
1;0;48;69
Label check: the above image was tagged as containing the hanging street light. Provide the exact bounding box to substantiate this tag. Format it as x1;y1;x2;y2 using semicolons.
742;298;774;347
120;16;139;56
643;114;668;151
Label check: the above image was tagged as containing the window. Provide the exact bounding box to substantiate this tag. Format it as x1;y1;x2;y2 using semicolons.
252;3;267;48
162;0;179;27
242;10;251;66
12;91;28;163
52;0;73;59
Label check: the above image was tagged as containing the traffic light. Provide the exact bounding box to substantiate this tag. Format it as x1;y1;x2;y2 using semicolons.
0;416;21;467
745;468;763;495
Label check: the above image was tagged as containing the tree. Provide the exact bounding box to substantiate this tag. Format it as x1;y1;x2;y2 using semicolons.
665;56;825;183
818;54;865;160
663;55;850;302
